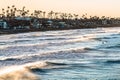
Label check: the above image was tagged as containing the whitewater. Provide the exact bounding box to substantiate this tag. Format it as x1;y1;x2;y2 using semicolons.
0;27;120;80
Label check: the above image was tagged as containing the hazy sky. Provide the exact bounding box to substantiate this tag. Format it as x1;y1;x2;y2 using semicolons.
0;0;120;17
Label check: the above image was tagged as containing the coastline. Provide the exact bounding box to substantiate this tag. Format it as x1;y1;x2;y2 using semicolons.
0;5;120;35
0;24;120;35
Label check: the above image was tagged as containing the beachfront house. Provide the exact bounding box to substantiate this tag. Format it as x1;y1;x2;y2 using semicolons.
41;20;53;28
58;22;65;28
47;20;53;27
0;20;8;29
8;17;32;30
32;19;42;29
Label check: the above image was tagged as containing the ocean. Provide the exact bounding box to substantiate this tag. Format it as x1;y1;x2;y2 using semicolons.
0;27;120;80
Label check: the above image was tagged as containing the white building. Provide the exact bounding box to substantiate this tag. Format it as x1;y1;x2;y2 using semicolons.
0;20;8;29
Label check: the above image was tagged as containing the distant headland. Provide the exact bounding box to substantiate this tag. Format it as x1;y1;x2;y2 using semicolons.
0;5;120;34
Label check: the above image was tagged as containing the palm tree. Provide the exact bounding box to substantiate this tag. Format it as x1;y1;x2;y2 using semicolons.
74;14;79;20
25;10;29;17
37;10;42;18
68;13;73;19
54;12;59;19
30;13;34;18
10;9;13;17
48;11;54;19
7;6;10;12
59;13;64;19
43;11;46;18
82;14;85;19
6;6;10;18
64;13;68;19
18;6;27;17
34;10;39;18
0;14;2;18
12;5;15;8
89;16;92;19
22;6;25;11
13;7;17;17
2;8;5;18
6;10;9;17
16;9;22;17
101;16;106;20
19;6;29;17
82;13;88;19
22;6;25;17
11;5;16;17
2;8;4;11
7;6;10;9
59;13;67;20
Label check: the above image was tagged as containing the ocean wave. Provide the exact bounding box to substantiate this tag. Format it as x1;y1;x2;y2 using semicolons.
0;61;68;80
13;39;32;43
105;60;120;64
0;35;93;51
0;47;95;68
98;43;120;49
25;61;68;70
0;58;21;62
105;44;120;48
26;47;90;58
0;66;40;80
102;27;120;33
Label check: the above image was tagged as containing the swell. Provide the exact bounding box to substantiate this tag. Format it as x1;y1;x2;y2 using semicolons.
0;47;93;67
105;44;120;48
105;60;120;64
0;61;68;80
0;58;21;62
0;35;92;51
0;33;96;51
0;61;109;80
91;32;120;40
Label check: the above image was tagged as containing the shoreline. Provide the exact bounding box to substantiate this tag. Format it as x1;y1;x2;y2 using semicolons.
0;5;120;35
0;24;120;35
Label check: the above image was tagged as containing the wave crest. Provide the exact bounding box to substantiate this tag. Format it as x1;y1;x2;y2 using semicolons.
0;61;68;80
0;66;40;80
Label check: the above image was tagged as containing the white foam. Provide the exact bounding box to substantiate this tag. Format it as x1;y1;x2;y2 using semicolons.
102;27;120;33
0;61;54;80
0;61;67;80
0;65;40;80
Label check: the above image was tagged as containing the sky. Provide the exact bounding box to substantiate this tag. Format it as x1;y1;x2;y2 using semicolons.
0;0;120;17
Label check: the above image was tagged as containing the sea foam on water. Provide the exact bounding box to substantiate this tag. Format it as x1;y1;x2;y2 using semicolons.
0;63;43;80
0;61;68;80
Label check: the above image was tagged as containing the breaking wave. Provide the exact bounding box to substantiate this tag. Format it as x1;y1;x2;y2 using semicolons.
0;61;68;80
0;58;21;62
0;47;93;61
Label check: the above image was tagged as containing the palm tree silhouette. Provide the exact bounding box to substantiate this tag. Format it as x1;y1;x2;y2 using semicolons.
7;6;10;17
30;13;34;18
74;14;79;20
54;12;59;19
34;10;39;18
43;11;46;18
2;8;5;18
68;13;73;19
6;10;9;18
39;10;43;18
48;11;54;19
